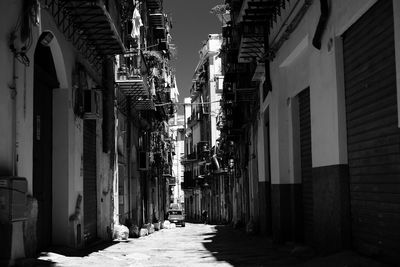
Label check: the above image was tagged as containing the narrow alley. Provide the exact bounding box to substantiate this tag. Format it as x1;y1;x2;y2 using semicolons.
1;0;400;266
31;223;385;267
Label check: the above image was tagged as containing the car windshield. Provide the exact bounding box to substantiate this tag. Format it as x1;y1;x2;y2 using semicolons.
169;210;182;215
170;203;180;209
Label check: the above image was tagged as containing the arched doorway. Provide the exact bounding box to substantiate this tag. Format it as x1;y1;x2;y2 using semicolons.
33;34;59;251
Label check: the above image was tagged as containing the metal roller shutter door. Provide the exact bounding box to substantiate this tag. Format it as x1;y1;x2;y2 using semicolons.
83;120;98;244
299;88;313;244
343;0;400;262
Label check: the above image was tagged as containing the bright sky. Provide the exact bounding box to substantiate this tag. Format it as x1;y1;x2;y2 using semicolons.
164;0;223;113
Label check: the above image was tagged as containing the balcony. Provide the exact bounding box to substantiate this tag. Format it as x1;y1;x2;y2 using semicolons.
187;153;197;161
168;176;176;186
187;112;202;128
225;62;251;76
147;0;162;11
223;62;257;94
197;141;210;153
238;23;265;62
62;0;125;55
163;173;176;186
42;0;126;71
234;0;284;62
149;13;166;39
222;25;232;41
116;51;155;111
158;39;169;51
181;152;197;165
217;114;226;131
237;0;281;24
155;84;173;118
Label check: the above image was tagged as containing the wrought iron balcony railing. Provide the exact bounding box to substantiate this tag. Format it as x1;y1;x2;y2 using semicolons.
116;50;155;111
40;0;125;72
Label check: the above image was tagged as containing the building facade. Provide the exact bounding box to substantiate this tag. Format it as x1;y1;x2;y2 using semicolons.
0;0;176;264
182;34;227;223
169;114;185;206
215;0;400;264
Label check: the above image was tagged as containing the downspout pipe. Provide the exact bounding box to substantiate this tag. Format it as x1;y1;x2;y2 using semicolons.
263;25;272;96
127;97;131;220
9;32;18;177
312;0;329;50
11;54;17;177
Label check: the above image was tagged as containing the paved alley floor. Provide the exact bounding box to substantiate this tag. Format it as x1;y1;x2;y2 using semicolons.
31;223;388;267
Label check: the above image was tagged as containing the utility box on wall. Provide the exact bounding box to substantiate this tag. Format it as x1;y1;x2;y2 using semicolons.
0;177;28;262
0;177;28;223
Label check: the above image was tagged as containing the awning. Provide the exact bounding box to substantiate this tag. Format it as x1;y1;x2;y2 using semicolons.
116;80;155;110
64;0;125;55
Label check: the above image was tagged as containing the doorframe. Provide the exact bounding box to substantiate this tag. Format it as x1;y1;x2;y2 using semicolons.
33;31;69;247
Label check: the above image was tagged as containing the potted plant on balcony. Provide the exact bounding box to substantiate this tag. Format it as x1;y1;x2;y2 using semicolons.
210;4;231;26
142;50;163;69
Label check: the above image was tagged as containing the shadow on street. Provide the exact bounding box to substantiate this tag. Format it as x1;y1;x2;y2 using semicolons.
201;225;300;267
45;240;120;257
30;241;120;266
200;225;390;267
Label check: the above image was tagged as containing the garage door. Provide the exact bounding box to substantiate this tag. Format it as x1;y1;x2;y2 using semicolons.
298;88;313;244
83;120;98;244
343;0;400;263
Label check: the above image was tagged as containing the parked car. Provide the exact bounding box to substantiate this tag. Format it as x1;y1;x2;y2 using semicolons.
167;209;185;227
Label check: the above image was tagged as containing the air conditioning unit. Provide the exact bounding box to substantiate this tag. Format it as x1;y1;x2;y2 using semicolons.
83;90;101;119
138;151;150;170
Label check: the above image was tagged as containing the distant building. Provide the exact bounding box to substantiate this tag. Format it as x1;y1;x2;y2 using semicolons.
182;34;226;223
169;114;185;205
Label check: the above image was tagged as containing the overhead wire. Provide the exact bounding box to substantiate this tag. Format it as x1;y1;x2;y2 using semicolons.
153;99;256;107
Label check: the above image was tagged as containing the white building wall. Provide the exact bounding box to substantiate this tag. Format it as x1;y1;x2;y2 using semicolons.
207;36;222;148
0;0;116;250
209;56;222;147
173;138;185;203
0;0;20;176
265;0;389;184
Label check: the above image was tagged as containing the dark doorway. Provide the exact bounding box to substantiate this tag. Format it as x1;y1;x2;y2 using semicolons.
33;37;59;251
83;120;98;245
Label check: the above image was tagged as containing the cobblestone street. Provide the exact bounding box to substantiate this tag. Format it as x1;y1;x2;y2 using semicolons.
30;223;387;267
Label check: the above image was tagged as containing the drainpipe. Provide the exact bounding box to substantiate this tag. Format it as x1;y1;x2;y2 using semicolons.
312;0;329;50
9;33;18;177
263;25;272;97
127;98;131;221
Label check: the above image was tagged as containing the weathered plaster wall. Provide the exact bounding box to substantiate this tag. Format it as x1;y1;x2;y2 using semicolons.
0;1;116;249
0;0;22;176
265;0;390;248
270;0;386;170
